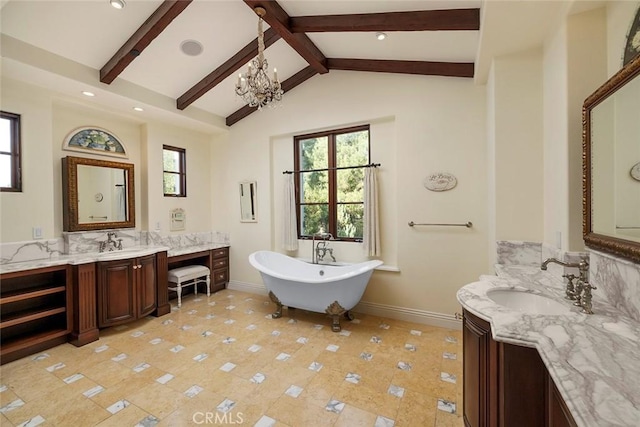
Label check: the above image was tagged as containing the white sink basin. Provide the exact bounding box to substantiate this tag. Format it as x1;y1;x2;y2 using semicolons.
486;289;569;315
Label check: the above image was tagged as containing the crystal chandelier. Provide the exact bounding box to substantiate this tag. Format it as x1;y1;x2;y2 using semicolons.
235;7;284;109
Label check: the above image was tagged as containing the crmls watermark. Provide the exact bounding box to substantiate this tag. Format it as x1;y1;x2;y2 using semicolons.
192;412;245;424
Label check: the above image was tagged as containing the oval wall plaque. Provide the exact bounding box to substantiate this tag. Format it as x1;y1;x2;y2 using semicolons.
424;172;457;192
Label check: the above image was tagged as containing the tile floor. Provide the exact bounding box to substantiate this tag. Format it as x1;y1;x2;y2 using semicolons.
0;289;463;427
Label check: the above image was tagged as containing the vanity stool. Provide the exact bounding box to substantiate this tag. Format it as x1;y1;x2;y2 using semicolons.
167;265;210;308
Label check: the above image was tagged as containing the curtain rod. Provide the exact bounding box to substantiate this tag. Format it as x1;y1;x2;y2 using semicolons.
282;163;381;175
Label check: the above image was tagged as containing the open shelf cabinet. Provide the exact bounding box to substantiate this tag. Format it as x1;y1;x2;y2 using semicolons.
1;265;72;364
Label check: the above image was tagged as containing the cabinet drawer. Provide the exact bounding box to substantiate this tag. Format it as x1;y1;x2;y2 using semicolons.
212;268;228;284
212;248;228;259
212;258;228;270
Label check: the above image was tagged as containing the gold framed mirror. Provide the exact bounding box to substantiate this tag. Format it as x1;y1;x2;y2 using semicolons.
62;156;135;232
583;54;640;263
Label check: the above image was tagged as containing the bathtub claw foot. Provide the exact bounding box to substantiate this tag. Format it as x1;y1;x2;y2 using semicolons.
331;316;342;332
326;301;347;333
344;311;355;321
268;291;283;319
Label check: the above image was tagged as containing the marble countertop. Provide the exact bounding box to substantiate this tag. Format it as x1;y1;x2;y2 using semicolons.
0;243;230;275
457;265;640;427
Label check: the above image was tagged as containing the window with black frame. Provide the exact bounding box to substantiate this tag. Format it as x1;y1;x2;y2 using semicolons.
163;145;186;197
0;111;22;192
294;125;370;241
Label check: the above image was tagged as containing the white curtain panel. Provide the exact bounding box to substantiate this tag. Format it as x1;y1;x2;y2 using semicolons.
363;167;381;257
282;173;299;251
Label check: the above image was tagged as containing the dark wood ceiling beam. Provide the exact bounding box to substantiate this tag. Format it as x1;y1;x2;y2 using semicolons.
243;0;328;74
177;28;280;110
100;0;192;84
226;65;318;126
289;9;480;32
327;58;474;78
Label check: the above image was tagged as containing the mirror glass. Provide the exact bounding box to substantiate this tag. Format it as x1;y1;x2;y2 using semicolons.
240;181;257;222
63;156;135;231
584;54;640;262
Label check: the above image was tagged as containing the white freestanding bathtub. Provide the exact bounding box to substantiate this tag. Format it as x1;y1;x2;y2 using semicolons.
248;251;382;331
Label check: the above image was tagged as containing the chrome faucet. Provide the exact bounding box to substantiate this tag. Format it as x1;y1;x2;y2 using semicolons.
99;231;123;252
541;257;595;314
311;232;334;264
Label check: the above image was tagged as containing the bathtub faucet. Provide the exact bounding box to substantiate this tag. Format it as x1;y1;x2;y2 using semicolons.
312;232;334;264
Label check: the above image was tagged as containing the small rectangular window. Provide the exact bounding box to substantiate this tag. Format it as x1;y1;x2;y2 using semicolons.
0;111;22;192
163;145;186;197
294;125;370;241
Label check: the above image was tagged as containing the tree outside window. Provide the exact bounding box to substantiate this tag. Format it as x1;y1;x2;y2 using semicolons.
294;125;370;241
0;111;22;192
163;145;186;197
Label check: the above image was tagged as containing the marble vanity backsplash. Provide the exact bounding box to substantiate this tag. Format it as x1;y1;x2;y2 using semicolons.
0;239;62;265
496;240;587;278
63;229;143;255
496;240;640;323
590;250;640;323
146;230;229;248
0;230;230;266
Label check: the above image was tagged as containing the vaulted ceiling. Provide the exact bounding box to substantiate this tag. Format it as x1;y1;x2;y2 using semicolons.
1;0;596;132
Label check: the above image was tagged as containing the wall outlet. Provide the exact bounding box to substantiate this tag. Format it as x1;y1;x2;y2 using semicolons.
555;231;562;249
155;221;161;230
32;227;43;239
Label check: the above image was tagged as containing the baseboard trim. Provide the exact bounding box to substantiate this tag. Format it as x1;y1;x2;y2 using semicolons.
227;280;268;295
354;300;462;330
227;280;462;330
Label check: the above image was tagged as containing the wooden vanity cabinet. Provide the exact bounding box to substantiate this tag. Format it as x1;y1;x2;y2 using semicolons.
97;254;156;328
0;265;72;364
211;247;229;293
463;309;577;427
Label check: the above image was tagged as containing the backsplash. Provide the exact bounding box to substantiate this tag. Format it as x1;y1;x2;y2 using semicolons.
0;239;61;265
63;229;143;255
496;240;585;278
496;240;640;323
146;231;229;248
0;230;230;265
590;250;640;322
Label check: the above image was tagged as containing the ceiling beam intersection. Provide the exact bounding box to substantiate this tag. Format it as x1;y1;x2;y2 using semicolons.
243;0;328;74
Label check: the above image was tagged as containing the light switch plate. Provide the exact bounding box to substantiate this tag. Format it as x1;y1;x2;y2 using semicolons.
32;227;43;239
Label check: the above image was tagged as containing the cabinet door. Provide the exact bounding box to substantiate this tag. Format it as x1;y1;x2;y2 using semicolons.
98;259;135;327
548;376;578;427
463;311;498;427
136;255;157;318
499;342;546;426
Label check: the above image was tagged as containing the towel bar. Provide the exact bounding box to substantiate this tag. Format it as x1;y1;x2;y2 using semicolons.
408;221;472;228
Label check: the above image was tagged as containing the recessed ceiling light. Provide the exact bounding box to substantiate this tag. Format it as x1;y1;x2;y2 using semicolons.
82;91;95;97
133;107;144;112
110;0;125;9
180;40;203;56
376;32;387;41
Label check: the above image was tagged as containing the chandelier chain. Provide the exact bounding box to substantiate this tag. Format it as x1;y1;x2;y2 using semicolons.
235;8;283;110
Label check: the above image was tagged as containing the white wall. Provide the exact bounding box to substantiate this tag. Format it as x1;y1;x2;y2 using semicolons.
0;77;216;241
214;70;488;317
0;78;55;242
143;122;214;234
490;48;544;246
566;7;608;251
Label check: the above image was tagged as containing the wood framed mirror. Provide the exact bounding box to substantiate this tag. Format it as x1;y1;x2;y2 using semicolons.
583;54;640;263
62;155;135;232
